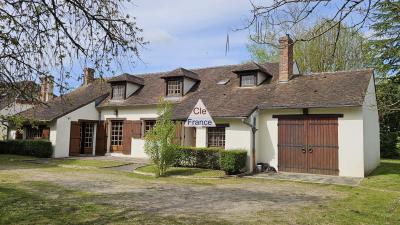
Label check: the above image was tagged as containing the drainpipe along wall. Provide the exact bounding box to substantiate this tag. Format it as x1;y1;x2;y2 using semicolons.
242;111;258;173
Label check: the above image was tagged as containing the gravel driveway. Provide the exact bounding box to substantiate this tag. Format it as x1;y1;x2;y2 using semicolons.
4;162;343;224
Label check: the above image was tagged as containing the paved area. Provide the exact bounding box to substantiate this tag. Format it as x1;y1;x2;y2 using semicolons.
68;156;149;164
250;172;362;186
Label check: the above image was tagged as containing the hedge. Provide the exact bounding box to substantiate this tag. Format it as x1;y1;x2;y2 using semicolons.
219;150;247;175
174;146;222;169
174;146;248;174
0;140;53;158
380;132;400;158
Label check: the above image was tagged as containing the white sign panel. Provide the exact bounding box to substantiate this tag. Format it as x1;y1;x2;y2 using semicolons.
184;99;216;127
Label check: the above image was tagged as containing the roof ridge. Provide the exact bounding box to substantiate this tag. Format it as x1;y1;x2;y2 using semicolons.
307;68;373;76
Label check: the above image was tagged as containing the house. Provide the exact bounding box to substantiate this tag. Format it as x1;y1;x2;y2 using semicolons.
13;35;380;178
0;79;49;140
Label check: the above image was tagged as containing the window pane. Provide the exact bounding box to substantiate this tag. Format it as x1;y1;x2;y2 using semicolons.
144;120;156;133
207;127;225;148
167;80;182;96
83;123;94;148
241;75;255;86
112;85;125;99
111;121;123;146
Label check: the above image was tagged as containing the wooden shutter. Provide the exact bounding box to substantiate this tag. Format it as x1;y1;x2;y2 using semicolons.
132;121;142;138
42;128;50;140
122;120;133;155
173;121;182;145
96;121;107;156
69;121;80;156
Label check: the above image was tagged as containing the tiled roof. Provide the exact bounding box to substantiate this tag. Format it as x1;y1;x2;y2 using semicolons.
18;62;373;122
161;67;200;80
19;79;110;121
107;73;144;85
232;62;272;75
0;81;39;110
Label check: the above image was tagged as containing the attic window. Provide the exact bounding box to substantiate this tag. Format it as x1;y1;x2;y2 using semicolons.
112;84;125;100
240;74;256;87
217;79;230;85
166;79;183;97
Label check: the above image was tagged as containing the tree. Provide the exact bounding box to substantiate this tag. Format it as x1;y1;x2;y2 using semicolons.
0;0;144;100
247;20;367;73
367;0;400;78
144;99;176;177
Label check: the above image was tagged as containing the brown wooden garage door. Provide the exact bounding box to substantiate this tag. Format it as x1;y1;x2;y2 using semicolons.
278;116;339;175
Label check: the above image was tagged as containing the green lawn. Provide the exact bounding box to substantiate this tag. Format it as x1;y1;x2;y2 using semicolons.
136;165;226;177
0;155;400;224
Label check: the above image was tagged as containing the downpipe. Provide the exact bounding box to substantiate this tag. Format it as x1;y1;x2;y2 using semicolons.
242;116;258;173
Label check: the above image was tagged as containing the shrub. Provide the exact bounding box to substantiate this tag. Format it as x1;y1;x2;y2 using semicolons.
0;140;53;158
380;132;400;158
219;150;247;175
174;146;222;169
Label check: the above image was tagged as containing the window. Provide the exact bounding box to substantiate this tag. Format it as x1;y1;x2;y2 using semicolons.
144;120;156;133
207;126;226;148
241;74;256;87
112;84;125;100
26;126;43;139
167;79;183;96
82;123;94;148
111;121;123;146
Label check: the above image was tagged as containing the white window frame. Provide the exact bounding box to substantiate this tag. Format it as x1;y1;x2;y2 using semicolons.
112;84;125;100
241;74;256;87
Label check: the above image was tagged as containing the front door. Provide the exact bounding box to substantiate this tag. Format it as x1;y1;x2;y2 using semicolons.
278;116;339;175
110;121;123;153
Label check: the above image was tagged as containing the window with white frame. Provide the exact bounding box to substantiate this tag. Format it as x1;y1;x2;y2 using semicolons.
112;84;125;100
241;74;256;87
207;126;226;148
167;79;183;96
83;123;94;148
111;121;123;146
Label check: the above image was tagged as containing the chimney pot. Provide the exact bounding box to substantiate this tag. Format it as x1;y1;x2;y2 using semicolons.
83;68;95;85
278;34;294;83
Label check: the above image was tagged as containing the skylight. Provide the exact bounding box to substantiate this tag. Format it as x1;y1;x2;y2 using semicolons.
217;79;230;85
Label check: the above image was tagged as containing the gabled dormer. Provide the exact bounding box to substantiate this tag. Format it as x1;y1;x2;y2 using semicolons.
161;68;199;99
107;73;144;100
232;62;272;87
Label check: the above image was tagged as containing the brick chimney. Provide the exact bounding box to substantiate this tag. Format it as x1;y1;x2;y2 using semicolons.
278;34;294;83
40;75;54;102
83;68;95;85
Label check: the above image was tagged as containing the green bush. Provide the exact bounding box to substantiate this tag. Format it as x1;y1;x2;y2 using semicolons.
380;132;400;158
0;140;53;158
219;150;247;175
174;146;222;169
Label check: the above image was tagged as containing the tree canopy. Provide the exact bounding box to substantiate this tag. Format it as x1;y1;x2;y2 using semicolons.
0;0;144;99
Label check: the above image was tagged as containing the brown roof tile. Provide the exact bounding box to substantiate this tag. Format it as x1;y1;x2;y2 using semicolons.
107;73;144;85
19;79;110;121
161;67;200;80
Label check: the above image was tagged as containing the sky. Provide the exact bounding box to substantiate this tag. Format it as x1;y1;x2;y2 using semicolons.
122;0;254;74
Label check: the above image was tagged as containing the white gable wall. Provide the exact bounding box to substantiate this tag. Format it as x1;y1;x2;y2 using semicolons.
362;76;380;175
183;78;196;94
126;83;141;97
54;101;99;158
1;102;35;140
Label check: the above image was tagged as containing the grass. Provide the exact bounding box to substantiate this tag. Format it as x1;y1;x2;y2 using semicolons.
1;155;400;224
48;158;129;168
136;165;226;177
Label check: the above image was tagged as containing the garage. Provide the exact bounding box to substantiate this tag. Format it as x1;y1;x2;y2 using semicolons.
277;115;340;175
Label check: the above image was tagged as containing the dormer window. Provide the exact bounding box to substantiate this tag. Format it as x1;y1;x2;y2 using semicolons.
112;84;125;100
166;79;183;96
240;74;256;87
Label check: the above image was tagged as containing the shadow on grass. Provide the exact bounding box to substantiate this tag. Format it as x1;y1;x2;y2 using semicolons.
367;159;400;177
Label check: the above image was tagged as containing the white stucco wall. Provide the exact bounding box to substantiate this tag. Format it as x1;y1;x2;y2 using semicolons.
54;101;99;158
257;107;366;177
362;76;380;175
0;102;34;140
101;106;158;158
126;83;141;97
183;78;196;94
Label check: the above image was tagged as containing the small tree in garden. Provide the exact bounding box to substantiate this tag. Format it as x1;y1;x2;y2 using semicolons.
144;99;176;177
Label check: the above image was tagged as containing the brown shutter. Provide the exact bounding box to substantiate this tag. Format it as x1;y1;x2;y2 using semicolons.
132;121;142;139
42;128;50;140
173;121;182;145
96;121;107;156
69;121;80;156
122;120;133;155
